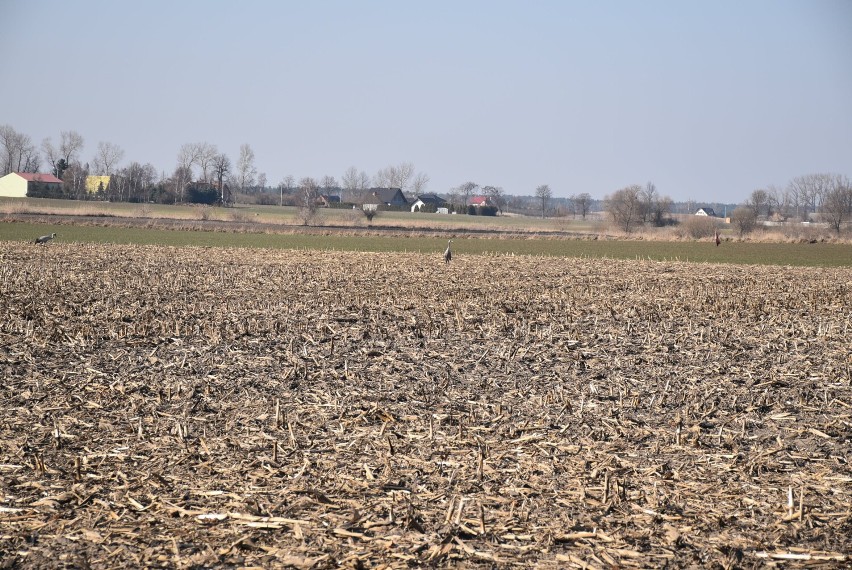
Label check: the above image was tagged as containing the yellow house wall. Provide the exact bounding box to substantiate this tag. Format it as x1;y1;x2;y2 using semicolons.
86;175;111;194
0;173;29;197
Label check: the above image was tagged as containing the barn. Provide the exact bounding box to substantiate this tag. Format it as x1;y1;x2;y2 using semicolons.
86;175;111;195
0;172;63;198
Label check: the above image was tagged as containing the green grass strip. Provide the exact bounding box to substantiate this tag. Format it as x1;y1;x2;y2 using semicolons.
2;220;850;266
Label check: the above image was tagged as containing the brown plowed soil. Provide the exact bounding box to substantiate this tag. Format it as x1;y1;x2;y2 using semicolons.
1;243;850;568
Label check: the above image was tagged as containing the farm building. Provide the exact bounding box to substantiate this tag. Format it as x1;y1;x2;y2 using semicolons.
86;175;111;195
318;195;340;207
469;195;496;207
695;207;717;217
0;172;63;198
410;193;447;212
367;188;408;207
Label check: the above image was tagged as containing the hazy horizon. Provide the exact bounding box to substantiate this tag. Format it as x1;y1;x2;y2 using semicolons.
2;0;850;204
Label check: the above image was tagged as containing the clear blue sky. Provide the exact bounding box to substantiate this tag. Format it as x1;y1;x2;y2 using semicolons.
2;0;850;203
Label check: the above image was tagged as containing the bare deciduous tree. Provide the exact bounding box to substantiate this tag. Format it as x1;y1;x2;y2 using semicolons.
59;131;84;166
320;175;338;194
784;179;804;220
819;175;852;233
177;143;200;174
482;185;506;214
62;162;89;199
638;182;657;223
0;125;16;175
171;165;193;204
92;141;124;175
196;143;218;182
730;205;758;236
374;168;387;188
633;182;672;226
361;207;378;223
373;167;391;188
572;192;592;220
447;188;461;213
356;171;370;192
457;181;478;211
788;173;836;219
605;184;642;232
278;174;295;206
236;144;257;194
0;125;39;175
680;215;717;239
342;166;369;202
297;177;320;225
535;184;552;219
748;188;771;218
22;142;39;173
766;184;784;219
342;166;359;191
412;172;430;195
40;130;83;180
41;137;62;177
393;162;415;189
115;162;157;203
374;162;416;190
212;153;231;204
652;195;673;226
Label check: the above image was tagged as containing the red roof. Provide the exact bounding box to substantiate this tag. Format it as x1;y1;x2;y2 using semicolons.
15;172;63;184
470;195;489;205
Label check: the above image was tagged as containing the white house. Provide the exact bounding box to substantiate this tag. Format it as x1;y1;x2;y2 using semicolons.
410;193;447;212
695;207;717;217
0;172;63;197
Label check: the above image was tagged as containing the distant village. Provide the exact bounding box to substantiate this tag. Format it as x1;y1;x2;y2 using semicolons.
1;126;848;232
0;169;739;221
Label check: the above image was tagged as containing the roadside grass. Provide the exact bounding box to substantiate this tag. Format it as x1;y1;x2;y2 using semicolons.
3;221;850;266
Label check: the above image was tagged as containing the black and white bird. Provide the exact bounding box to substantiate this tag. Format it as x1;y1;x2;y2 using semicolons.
34;233;57;245
443;239;452;264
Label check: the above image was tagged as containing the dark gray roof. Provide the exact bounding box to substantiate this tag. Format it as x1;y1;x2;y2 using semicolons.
369;187;407;204
416;193;446;205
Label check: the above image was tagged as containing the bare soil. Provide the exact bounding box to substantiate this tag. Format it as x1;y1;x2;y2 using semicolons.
1;243;850;568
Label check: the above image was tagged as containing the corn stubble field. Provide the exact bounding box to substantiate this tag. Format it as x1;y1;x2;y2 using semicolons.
1;242;850;569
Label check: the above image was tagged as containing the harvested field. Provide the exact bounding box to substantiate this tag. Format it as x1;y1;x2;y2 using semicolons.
1;242;850;569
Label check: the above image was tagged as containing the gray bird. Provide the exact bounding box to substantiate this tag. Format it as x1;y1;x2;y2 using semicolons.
444;239;452;264
34;233;57;245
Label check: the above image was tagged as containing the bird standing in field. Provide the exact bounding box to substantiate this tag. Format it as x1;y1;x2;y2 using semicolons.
443;239;453;264
35;233;57;245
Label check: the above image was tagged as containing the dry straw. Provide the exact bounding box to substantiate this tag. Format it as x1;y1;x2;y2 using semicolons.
0;242;849;567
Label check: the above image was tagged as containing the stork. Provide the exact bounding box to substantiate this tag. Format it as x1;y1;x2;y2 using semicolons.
35;233;57;245
443;239;452;264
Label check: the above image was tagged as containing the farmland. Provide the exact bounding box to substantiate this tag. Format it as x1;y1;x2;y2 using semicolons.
2;221;852;267
1;242;850;568
2;196;851;267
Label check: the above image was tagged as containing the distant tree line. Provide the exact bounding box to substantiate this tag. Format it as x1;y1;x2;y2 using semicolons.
603;182;674;232
2;123;850;232
718;175;852;235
